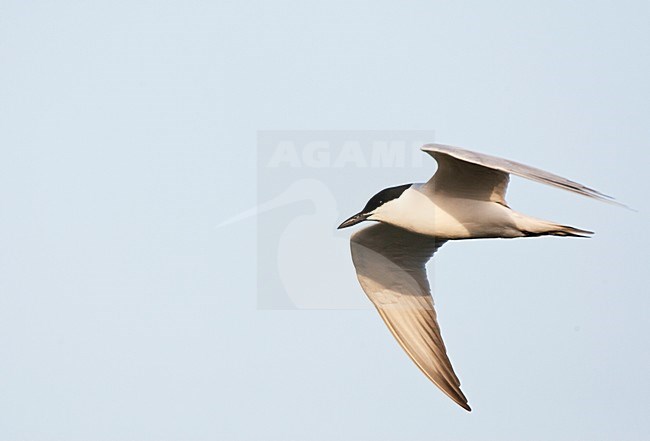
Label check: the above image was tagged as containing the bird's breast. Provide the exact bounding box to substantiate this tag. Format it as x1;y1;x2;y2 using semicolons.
384;188;520;239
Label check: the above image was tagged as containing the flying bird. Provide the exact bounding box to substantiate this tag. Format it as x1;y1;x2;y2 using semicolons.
337;144;623;411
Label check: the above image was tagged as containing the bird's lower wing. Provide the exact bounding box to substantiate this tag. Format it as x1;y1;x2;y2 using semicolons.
350;223;470;411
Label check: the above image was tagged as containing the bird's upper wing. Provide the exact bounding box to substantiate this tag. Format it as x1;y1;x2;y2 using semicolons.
350;223;470;411
421;143;622;206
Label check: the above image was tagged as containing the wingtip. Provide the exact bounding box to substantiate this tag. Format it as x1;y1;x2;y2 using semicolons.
616;201;636;212
448;390;472;412
598;196;633;211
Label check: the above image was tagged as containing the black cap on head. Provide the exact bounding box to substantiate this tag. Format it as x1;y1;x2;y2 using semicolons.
338;183;412;229
361;183;412;214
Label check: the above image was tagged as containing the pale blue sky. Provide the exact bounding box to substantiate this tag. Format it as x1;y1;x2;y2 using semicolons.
1;1;648;440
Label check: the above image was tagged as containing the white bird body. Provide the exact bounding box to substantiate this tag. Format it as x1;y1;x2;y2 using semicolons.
372;184;543;239
338;143;622;412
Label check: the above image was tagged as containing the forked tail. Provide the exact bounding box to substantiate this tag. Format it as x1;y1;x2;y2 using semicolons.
522;223;594;238
547;224;593;237
512;212;594;238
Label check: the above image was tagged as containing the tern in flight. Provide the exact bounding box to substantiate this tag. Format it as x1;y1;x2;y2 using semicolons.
337;144;623;411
